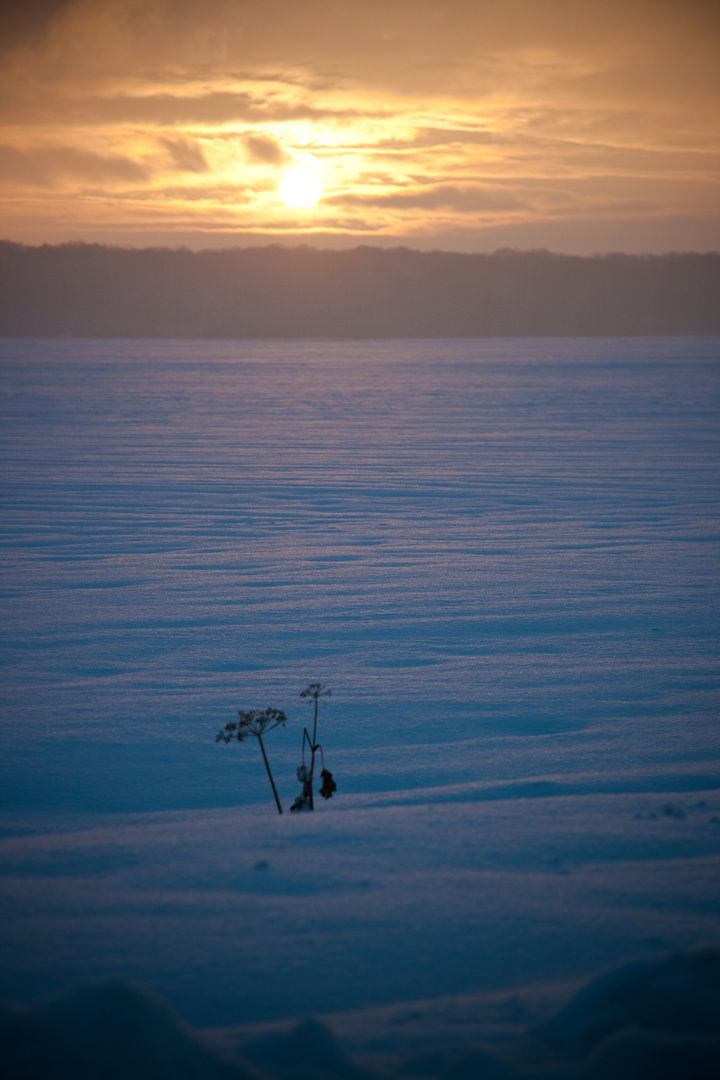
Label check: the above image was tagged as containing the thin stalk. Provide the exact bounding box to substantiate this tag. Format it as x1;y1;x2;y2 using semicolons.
308;696;320;810
257;734;283;815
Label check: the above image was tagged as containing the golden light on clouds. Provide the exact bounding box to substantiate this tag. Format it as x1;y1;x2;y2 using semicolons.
0;0;718;252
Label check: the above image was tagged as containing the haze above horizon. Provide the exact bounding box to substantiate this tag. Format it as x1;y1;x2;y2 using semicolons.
1;0;719;255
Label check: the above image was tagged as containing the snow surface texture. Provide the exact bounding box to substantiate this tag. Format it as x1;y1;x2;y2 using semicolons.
0;338;719;1068
2;950;720;1078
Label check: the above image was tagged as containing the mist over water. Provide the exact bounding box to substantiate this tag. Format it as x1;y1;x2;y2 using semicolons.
1;337;718;818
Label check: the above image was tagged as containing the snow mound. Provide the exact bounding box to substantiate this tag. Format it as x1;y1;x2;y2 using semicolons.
0;979;261;1080
3;951;720;1080
532;947;720;1061
585;1026;720;1080
437;1046;513;1080
398;1046;512;1080
241;1017;368;1080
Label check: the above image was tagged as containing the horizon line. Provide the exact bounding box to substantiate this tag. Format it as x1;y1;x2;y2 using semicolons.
3;238;719;260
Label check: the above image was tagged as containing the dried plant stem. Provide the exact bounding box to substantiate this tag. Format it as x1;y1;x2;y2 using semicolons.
257;734;283;815
298;683;332;810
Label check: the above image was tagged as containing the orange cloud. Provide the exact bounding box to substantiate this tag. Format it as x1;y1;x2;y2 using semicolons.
0;0;717;252
159;137;209;173
0;144;151;188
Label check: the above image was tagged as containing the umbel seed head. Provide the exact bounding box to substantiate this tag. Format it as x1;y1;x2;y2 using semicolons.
216;707;286;742
300;683;331;700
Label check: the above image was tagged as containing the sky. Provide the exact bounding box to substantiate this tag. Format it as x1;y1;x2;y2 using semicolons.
1;0;719;254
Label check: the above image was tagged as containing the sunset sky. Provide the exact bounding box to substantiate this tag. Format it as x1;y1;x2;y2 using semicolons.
1;0;719;253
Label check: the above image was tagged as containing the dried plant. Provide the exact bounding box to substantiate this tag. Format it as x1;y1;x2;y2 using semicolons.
292;684;335;811
216;707;286;815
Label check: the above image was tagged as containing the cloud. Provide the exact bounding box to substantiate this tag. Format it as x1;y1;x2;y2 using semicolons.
394;127;502;149
0;0;717;252
159;136;208;173
0;144;150;188
243;134;288;166
0;90;371;131
5;1;717;116
328;185;527;213
0;0;71;56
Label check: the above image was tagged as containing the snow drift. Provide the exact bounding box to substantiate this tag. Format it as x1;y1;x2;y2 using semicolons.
2;949;719;1080
0;980;257;1080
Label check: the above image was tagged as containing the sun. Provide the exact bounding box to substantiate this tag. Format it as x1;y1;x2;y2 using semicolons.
278;166;322;208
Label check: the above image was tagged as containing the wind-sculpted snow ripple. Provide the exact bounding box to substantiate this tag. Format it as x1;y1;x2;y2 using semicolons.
1;337;718;814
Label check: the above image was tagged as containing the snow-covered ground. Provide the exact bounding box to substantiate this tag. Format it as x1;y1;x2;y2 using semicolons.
0;337;718;1076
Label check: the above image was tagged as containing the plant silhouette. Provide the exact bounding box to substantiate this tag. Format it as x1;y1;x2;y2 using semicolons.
292;683;334;811
216;707;286;815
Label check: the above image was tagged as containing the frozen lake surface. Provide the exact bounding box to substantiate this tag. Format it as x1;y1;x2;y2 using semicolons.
0;337;719;1074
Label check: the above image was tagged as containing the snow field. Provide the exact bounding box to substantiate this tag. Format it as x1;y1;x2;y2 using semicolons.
1;788;718;1027
1;336;718;1075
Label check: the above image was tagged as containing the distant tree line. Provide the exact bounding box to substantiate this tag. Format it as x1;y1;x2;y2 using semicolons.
1;240;718;337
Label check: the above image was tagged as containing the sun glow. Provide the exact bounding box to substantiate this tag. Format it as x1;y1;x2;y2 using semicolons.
278;166;322;208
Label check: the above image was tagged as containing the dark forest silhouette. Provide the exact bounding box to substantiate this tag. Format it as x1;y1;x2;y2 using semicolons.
1;241;718;337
